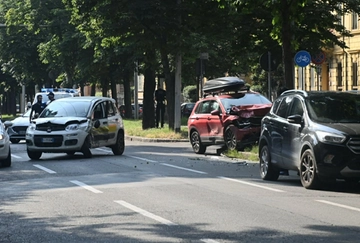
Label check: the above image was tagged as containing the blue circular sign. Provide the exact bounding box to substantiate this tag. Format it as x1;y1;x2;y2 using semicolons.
294;50;311;67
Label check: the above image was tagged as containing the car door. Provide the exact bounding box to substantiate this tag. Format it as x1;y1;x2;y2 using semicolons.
207;100;223;143
91;102;109;147
105;100;119;145
191;100;212;143
281;97;305;169
269;95;293;167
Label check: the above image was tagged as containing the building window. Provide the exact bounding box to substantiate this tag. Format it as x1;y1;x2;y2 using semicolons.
337;62;342;86
352;13;358;30
353;62;358;86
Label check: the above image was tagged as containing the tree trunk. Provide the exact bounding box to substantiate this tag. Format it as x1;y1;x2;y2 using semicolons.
160;48;174;130
281;0;294;90
123;70;132;118
142;66;156;129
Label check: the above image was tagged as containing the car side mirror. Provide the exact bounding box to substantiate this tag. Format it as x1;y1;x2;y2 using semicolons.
3;121;13;128
211;110;220;116
34;113;39;119
287;114;303;124
94;120;101;128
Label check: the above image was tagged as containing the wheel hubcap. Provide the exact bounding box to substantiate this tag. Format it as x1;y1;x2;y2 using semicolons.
260;149;268;176
301;154;314;183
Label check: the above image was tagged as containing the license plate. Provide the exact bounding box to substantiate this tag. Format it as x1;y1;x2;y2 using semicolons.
42;137;54;143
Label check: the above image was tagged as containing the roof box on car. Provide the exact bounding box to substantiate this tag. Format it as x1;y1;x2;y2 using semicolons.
203;77;246;94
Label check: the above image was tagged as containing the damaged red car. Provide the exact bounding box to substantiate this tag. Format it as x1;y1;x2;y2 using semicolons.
188;77;272;154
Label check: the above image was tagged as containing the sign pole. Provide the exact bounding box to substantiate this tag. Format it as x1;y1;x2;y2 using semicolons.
267;51;271;100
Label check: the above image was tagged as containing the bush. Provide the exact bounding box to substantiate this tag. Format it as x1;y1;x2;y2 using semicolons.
182;85;197;102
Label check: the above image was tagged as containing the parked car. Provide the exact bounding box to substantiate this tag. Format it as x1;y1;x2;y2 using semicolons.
259;90;360;189
181;103;195;117
188;77;272;154
0;120;12;167
118;104;143;118
26;96;125;160
7;109;31;143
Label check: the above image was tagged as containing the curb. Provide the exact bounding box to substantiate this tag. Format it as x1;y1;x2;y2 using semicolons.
125;135;188;143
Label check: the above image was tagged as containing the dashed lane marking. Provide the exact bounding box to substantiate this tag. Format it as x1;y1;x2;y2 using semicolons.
11;154;22;159
114;200;177;226
33;164;56;174
316;200;360;212
161;163;207;174
70;180;103;194
218;176;285;192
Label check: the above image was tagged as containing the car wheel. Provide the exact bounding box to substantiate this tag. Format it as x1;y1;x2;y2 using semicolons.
112;131;125;155
10;138;20;144
81;136;92;158
190;131;206;154
225;125;237;151
0;148;11;167
27;149;42;160
259;145;279;181
300;149;320;189
66;152;75;156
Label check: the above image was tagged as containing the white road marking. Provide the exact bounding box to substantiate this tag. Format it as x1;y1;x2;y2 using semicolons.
201;239;221;243
70;180;103;194
114;200;177;226
95;148;112;153
161;163;207;174
316;200;360;212
33;164;56;174
218;176;285;192
126;155;159;163
11;154;22;159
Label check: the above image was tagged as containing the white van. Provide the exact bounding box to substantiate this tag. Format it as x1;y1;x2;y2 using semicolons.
32;88;80;104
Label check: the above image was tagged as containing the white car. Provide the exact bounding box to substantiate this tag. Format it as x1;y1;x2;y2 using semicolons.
26;96;125;160
0;121;12;167
7;109;31;143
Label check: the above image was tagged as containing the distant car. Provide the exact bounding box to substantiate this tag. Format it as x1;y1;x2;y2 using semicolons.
0;121;12;167
259;90;360;189
7;109;31;143
181;103;195;117
118;104;143;118
188;77;272;154
26;96;125;160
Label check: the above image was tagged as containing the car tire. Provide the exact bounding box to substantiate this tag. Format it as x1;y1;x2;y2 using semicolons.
190;130;206;154
27;149;42;160
259;145;279;181
300;149;320;189
10;138;20;144
112;131;125;155
0;148;11;167
225;125;238;150
81;136;92;158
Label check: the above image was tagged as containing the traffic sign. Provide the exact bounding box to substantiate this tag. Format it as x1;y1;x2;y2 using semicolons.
294;50;311;67
259;51;280;71
311;51;326;65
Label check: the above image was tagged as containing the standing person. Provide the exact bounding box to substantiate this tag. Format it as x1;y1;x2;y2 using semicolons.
29;94;46;122
154;87;166;128
46;92;55;105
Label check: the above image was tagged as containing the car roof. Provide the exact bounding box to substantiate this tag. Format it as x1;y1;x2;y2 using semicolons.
54;96;114;102
280;89;356;98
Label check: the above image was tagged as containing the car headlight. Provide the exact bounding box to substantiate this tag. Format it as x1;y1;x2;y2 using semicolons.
315;131;346;144
28;124;36;131
0;134;4;140
66;124;80;131
66;123;88;132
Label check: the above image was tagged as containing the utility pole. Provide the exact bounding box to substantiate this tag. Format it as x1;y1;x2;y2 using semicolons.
174;0;182;133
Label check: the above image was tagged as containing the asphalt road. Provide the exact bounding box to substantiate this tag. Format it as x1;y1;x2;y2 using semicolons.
1;140;360;243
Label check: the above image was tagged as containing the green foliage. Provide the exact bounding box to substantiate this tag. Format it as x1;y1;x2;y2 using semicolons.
182;85;197;103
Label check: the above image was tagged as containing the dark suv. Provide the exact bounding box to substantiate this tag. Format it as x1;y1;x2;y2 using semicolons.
259;90;360;189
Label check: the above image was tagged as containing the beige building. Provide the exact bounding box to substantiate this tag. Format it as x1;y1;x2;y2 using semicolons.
295;11;360;91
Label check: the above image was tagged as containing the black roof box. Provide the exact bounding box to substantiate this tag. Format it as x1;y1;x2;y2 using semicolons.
203;76;246;93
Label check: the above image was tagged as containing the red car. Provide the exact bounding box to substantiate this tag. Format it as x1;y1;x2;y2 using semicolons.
187;77;272;154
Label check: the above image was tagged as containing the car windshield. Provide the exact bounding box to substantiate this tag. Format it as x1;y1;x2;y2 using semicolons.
306;93;360;123
220;93;271;111
39;101;90;118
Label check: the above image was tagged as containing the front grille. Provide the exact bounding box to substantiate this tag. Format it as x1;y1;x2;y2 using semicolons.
12;126;28;134
34;135;63;147
347;137;360;154
36;123;66;132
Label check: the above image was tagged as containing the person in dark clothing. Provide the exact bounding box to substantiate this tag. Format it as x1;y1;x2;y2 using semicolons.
29;94;46;122
46;92;55;105
154;87;166;128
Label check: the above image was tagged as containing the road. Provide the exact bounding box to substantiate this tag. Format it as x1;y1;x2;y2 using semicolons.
1;140;360;243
